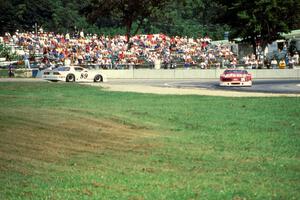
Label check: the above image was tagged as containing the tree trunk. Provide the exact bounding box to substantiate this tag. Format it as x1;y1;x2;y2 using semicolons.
251;36;257;59
125;20;132;43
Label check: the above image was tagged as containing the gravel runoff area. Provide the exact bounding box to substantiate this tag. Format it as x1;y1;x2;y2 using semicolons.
100;83;300;97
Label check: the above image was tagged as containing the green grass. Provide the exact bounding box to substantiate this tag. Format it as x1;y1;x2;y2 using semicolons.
0;82;299;199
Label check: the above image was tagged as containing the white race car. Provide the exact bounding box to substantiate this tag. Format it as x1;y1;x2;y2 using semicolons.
42;66;107;82
220;69;252;86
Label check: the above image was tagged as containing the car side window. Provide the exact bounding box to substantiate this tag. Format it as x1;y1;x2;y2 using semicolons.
74;67;83;72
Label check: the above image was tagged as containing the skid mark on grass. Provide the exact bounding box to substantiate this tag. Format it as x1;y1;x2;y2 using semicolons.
0;108;161;173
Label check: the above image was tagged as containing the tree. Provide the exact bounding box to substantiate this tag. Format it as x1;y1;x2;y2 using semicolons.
141;0;227;39
49;0;90;33
0;0;15;34
216;0;300;56
83;0;170;41
0;0;92;34
0;0;54;34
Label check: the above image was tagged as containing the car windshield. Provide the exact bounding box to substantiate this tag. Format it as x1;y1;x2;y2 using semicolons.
224;70;248;74
55;67;70;71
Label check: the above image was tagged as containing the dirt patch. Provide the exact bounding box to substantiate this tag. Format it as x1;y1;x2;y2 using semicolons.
0;108;160;172
100;83;300;97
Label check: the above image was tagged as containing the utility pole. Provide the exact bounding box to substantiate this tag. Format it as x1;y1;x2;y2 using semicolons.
35;23;38;37
34;22;38;59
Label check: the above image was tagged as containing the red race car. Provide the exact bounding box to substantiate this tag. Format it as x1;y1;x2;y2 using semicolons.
220;69;252;86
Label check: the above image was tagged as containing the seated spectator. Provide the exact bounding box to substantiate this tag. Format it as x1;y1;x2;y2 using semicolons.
271;58;278;69
288;57;294;69
293;52;299;65
279;59;286;69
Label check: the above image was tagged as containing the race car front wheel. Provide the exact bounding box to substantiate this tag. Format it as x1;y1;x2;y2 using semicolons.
94;75;102;82
66;74;75;82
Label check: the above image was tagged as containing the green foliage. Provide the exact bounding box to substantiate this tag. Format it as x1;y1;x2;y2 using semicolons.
84;0;172;40
0;44;20;61
1;0;299;43
48;0;90;33
216;0;300;54
0;0;90;34
0;44;10;58
135;0;228;39
0;0;228;40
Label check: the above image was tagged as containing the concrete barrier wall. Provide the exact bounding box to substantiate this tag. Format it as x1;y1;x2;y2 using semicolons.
96;69;133;79
175;69;217;79
0;68;33;78
133;69;174;79
34;68;300;79
102;69;300;79
247;69;300;79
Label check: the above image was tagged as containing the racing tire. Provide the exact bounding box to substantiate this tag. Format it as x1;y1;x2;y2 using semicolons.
94;74;103;82
66;74;75;82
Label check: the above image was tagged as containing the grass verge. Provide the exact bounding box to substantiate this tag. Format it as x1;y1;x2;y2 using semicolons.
0;82;299;199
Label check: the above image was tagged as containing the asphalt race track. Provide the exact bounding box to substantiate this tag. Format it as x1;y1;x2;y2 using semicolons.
163;79;300;94
1;78;300;94
106;79;300;94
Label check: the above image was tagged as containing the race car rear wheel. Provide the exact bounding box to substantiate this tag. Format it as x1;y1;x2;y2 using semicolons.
66;74;75;82
94;75;102;82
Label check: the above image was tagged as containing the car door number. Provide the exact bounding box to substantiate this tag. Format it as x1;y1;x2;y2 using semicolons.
81;73;88;79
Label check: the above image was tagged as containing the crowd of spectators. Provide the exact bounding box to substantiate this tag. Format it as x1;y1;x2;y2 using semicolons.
1;31;239;69
1;30;298;70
